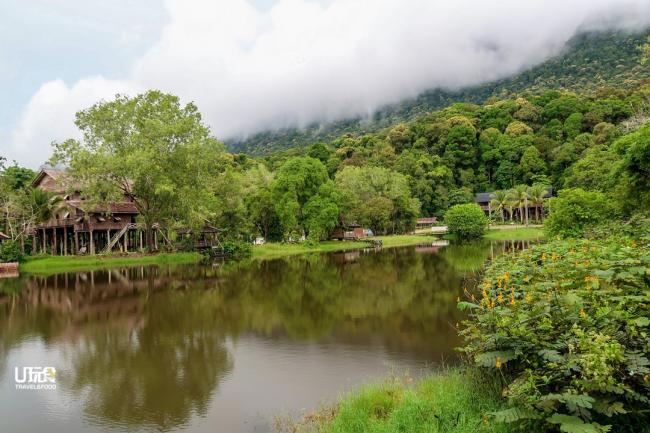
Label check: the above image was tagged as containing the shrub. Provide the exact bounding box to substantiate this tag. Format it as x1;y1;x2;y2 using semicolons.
221;240;252;260
545;188;614;238
0;240;23;263
445;204;488;239
459;238;650;432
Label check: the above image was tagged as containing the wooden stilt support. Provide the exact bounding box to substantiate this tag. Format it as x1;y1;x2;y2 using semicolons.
74;231;79;255
63;226;68;256
90;230;95;255
53;228;58;256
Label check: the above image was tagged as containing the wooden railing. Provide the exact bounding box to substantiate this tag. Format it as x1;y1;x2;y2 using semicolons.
35;218;77;228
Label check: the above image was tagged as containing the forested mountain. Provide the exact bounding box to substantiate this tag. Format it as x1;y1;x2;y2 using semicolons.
228;29;650;155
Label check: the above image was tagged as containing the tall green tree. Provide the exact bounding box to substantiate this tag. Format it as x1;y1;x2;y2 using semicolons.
508;185;530;226
52;90;227;250
335;166;419;234
527;184;549;223
272;156;337;238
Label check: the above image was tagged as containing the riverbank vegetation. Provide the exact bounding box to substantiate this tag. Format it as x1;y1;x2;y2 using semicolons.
276;369;511;433
460;235;650;433
19;252;203;275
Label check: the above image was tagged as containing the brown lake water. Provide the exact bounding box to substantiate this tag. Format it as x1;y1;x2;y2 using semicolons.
0;240;533;433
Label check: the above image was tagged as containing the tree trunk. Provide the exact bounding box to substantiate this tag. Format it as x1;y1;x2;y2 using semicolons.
524;197;529;227
146;226;155;252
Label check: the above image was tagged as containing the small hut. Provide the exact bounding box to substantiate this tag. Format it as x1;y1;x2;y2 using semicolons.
330;223;367;241
416;217;438;229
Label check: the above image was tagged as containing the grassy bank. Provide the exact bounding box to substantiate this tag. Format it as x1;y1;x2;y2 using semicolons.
252;234;438;260
483;226;545;241
18;230;542;274
276;368;510;433
20;252;203;275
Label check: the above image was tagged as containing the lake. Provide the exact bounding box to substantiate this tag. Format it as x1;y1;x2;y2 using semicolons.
0;240;533;433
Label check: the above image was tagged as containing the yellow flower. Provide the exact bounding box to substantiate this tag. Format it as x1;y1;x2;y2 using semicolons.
541;252;547;261
497;293;504;303
644;374;649;382
503;272;509;282
457;296;460;303
509;297;516;306
551;252;558;261
525;293;533;303
495;356;502;369
489;299;495;309
579;308;586;318
523;275;530;282
482;289;488;299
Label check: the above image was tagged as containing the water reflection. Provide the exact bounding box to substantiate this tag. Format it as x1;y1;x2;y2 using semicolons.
0;240;533;433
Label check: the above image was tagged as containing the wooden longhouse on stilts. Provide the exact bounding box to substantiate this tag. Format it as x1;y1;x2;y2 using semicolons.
30;169;144;255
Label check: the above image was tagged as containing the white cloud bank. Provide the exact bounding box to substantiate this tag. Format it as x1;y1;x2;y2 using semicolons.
6;0;650;168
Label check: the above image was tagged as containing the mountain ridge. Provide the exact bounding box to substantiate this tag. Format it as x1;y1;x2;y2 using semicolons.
227;29;650;155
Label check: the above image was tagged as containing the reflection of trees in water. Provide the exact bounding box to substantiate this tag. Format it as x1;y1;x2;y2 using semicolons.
0;266;232;432
210;247;470;356
67;291;232;431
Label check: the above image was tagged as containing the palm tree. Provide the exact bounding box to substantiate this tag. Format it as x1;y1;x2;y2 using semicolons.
527;184;549;223
29;188;64;223
489;190;509;224
508;185;529;226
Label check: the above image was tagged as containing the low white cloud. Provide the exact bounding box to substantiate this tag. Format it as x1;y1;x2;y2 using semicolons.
7;77;136;167
6;0;650;168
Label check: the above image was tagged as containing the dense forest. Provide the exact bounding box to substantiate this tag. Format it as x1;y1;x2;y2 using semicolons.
229;30;650;155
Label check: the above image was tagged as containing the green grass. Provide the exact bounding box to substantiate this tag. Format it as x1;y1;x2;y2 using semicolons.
252;234;438;260
277;368;512;433
483;227;545;241
20;252;203;275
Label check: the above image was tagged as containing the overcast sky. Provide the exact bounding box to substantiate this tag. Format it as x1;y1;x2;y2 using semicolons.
2;0;650;169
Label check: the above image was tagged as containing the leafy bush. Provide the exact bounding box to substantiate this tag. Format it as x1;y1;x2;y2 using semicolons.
221;240;252;260
545;188;614;238
445;204;488;239
0;240;23;263
459;238;650;432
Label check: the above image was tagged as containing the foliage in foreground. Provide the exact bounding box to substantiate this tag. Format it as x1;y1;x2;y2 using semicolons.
545;189;615;238
445;204;488;239
275;369;511;433
0;240;23;263
460;237;650;432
